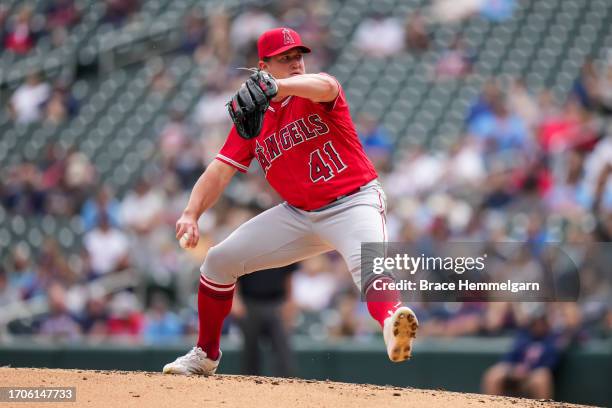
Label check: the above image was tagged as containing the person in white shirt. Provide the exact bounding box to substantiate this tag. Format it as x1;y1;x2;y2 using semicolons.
9;72;51;123
353;13;404;58
83;214;130;277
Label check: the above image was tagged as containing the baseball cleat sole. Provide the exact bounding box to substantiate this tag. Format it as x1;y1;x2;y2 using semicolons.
384;306;419;362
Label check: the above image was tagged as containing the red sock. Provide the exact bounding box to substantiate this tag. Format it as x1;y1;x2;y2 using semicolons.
197;275;235;361
365;276;401;328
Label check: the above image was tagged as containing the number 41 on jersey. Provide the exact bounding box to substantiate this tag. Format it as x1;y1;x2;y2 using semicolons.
309;141;347;182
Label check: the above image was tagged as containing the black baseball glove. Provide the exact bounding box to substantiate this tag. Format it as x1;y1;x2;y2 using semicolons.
227;70;278;140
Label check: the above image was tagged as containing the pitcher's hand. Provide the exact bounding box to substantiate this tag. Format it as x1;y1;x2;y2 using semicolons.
176;212;199;249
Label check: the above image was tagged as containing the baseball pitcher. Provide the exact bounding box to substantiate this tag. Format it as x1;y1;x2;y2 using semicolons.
163;28;418;376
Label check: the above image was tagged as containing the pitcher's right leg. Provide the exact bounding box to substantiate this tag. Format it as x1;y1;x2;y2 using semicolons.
164;203;331;375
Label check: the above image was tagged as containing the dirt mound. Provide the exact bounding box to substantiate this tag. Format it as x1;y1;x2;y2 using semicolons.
0;368;588;407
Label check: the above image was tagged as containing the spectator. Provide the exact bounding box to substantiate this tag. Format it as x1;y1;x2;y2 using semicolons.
9;72;51;123
536;88;561;121
8;245;41;300
0;267;20;307
573;60;612;116
193;79;234;147
435;35;474;80
106;292;144;340
38;282;82;342
353;13;404;58
103;0;140;27
148;59;175;96
120;178;166;234
40;142;67;191
173;138;206;191
181;9;207;54
159;110;191;167
1;163;47;215
511;161;553;214
469;98;530;161
45;0;80;30
385;147;445;197
431;0;480;23
480;0;516;22
229;6;277;56
45;91;68;125
63;148;96;212
482;304;569;399
419;303;486;337
4;6;41;54
327;289;373;338
405;11;430;53
291;256;338;312
107;292;144;343
159;173;190;225
466;79;503;128
356;113;394;171
83;214;130;278
537;99;598;153
143;292;182;344
481;167;515;209
582;134;612;210
49;25;68;48
38;237;78;286
482;302;520;335
597;63;612;115
278;3;331;71
43;82;79;124
198;9;230;64
507;78;539;130
593;162;612;213
80;290;110;338
442;138;487;188
572;60;599;111
80;184;121;231
0;6;8;47
544;150;590;214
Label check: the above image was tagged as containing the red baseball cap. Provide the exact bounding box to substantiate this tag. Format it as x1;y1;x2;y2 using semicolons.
257;27;311;60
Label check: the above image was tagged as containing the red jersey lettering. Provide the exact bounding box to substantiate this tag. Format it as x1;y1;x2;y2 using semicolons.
297;118;317;140
309;148;334;182
264;134;281;161
323;141;347;173
255;141;271;172
287;122;304;145
216;73;378;210
278;126;292;150
308;114;330;136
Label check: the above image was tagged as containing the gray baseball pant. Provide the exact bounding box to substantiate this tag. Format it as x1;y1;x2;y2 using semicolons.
200;180;387;290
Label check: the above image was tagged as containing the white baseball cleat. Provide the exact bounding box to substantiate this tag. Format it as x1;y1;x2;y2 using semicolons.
162;347;221;376
383;306;419;362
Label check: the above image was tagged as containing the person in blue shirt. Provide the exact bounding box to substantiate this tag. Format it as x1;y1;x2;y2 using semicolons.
143;291;183;344
481;305;568;399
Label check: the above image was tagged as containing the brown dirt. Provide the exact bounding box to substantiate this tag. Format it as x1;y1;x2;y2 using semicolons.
0;367;591;408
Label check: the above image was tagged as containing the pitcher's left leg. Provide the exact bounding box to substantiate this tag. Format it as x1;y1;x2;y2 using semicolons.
313;202;400;321
314;194;418;362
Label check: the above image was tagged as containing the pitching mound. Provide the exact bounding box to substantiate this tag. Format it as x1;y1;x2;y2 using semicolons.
0;368;589;407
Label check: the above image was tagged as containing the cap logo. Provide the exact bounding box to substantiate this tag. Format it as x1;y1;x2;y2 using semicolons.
282;28;295;45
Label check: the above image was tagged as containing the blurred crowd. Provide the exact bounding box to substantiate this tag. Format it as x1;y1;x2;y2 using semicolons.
0;0;610;379
0;0;145;56
0;1;80;55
